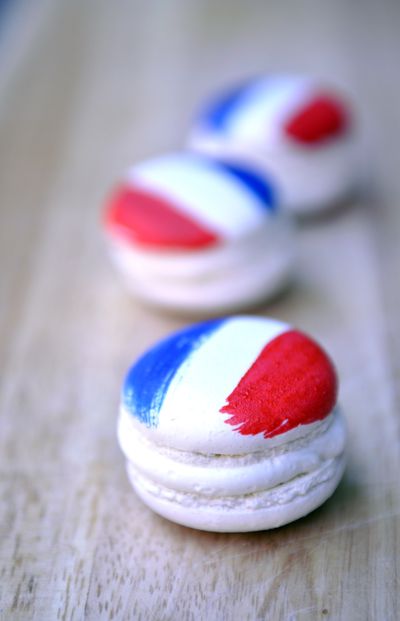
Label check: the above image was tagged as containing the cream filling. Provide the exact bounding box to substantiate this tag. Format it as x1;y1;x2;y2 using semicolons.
108;226;293;310
113;247;292;310
118;408;346;497
127;454;346;511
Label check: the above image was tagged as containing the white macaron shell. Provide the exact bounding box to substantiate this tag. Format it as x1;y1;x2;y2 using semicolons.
126;153;273;241
126;316;291;454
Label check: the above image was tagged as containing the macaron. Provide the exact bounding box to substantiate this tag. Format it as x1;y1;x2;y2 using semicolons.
118;316;347;532
188;75;357;214
103;153;294;315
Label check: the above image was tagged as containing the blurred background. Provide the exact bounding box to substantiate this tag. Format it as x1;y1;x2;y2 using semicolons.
0;1;399;619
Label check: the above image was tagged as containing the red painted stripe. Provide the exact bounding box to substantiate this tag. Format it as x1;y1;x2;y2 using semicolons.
104;185;219;249
220;330;337;438
284;94;349;144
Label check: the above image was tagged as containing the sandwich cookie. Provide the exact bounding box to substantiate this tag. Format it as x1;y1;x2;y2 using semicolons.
188;75;357;214
103;153;294;314
118;316;347;532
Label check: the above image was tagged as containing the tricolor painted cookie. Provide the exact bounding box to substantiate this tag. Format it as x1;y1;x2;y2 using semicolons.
103;153;294;314
118;316;347;532
188;76;357;214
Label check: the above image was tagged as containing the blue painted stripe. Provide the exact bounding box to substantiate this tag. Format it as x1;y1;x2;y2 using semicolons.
123;318;226;427
212;159;276;212
199;81;250;131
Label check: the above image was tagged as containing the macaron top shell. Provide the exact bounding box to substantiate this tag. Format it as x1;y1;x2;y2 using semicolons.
104;153;277;252
193;75;351;152
122;316;338;454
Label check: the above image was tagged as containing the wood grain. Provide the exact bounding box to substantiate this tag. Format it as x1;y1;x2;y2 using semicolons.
0;1;399;619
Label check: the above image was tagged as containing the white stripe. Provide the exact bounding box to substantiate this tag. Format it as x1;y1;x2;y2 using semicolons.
126;154;268;240
157;316;289;441
225;76;315;146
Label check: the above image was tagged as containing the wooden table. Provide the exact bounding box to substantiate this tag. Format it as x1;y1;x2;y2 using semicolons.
1;1;399;619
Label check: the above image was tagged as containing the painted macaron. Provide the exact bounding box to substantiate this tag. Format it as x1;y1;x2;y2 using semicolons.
188;75;357;214
103;153;294;314
118;316;347;532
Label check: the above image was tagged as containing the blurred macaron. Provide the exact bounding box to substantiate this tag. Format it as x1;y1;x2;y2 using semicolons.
188;75;358;215
103;152;294;315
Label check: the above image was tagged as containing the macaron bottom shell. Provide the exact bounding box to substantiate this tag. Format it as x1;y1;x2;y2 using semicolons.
125;453;346;532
